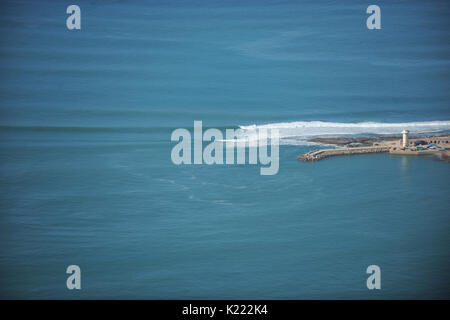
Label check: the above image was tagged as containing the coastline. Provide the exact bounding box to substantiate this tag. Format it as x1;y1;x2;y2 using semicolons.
299;134;450;161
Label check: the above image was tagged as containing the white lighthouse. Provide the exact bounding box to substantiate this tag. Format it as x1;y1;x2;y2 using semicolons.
402;129;409;148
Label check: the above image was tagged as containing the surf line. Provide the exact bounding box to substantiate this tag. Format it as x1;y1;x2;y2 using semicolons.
170;121;279;175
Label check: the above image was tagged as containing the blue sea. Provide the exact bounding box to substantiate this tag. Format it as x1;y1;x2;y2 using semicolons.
0;0;449;299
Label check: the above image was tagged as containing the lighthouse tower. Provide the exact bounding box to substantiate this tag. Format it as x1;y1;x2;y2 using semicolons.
402;129;409;148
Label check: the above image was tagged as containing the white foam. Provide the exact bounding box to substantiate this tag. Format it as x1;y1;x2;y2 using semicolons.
237;120;450;146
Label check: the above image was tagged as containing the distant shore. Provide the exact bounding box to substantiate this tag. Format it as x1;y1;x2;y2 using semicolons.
299;134;450;161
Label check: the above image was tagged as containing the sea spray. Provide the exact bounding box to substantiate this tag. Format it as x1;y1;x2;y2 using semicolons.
237;120;450;146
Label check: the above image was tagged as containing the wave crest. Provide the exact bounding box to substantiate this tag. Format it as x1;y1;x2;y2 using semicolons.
238;120;450;146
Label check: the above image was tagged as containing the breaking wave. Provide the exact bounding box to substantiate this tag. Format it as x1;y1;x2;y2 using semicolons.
237;120;450;146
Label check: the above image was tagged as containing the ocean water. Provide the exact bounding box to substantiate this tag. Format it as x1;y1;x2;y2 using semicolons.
0;0;449;299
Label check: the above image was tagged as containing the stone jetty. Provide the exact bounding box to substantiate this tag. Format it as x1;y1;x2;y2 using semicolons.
298;146;390;161
297;133;449;161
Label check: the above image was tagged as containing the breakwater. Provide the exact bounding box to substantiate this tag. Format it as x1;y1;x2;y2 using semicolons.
298;146;390;161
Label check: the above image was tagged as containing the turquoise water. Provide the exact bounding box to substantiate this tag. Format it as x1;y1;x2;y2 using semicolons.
0;0;449;299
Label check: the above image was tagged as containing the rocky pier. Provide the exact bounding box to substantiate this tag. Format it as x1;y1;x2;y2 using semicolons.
297;146;390;161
